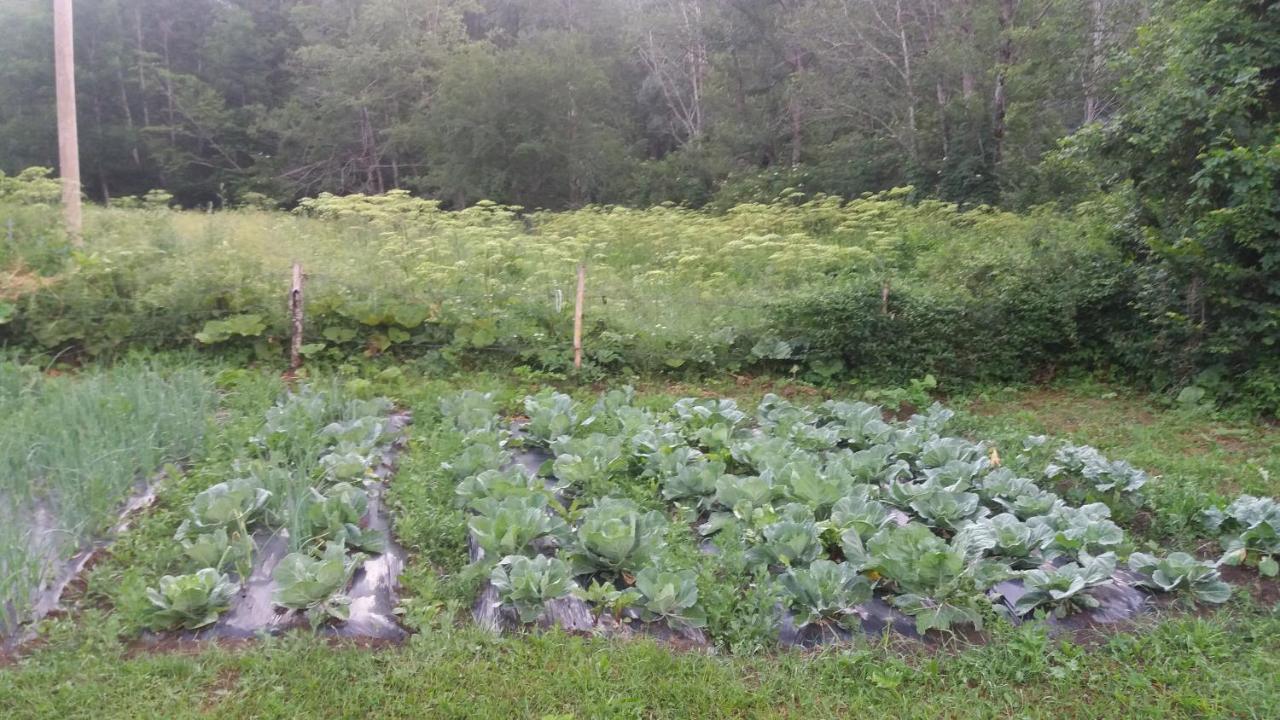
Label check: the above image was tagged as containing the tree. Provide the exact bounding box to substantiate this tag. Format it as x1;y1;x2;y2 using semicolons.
1092;0;1280;402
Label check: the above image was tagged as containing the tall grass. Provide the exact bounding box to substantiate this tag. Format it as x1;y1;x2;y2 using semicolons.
1;191;1116;374
0;360;216;634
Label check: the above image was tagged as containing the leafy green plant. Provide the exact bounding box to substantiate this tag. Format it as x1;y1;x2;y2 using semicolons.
919;437;986;469
272;543;362;628
779;560;874;629
747;520;823;568
823;445;910;484
194;314;267;345
489;554;578;623
633;567;706;629
455;467;545;508
866;523;997;633
180;527;256;579
826;491;894;542
959;513;1052;569
566;498;667;576
440;390;502;434
1128;552;1231;603
442;441;512;483
1203;495;1280;576
575;579;642;623
550;433;628;489
1045;443;1148;495
1029;503;1126;557
469;495;569;559
908;487;986;531
673;397;747;433
712;473;779;509
1014;552;1117;618
298;482;386;554
660;458;731;506
780;461;853;514
319;448;374;482
820;400;894;447
177;477;271;540
524;391;586;445
142;569;237;630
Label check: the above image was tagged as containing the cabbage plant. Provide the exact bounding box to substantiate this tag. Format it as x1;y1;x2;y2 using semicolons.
824;445;909;484
1013;552;1117;618
440;390;501;434
178;476;271;540
469;495;569;559
820;400;893;446
299;482;385;554
321;416;390;455
1030;503;1125;557
272;542;362;627
456;467;545;508
443;441;512;483
866;523;996;633
712;473;779;509
908;487;986;531
779;560;874;629
919;437;986;469
747;519;823;568
524;391;586;445
180;527;255;579
566;498;667;575
827;491;894;542
142;568;237;630
660;458;731;506
550;433;628;489
490;554;577;623
317;445;374;481
634;567;705;629
959;513;1052;569
674;397;748;432
1128;552;1231;603
1045;444;1148;495
780;461;852;513
1202;495;1280;576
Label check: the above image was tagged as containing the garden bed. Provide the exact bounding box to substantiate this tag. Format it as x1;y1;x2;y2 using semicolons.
133;390;415;642
436;388;1271;650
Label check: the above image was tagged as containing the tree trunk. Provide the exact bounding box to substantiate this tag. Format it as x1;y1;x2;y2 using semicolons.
788;47;804;165
992;0;1016;168
1083;0;1107;123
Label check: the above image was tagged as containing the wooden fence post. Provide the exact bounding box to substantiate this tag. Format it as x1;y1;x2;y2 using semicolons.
289;262;304;373
573;263;586;371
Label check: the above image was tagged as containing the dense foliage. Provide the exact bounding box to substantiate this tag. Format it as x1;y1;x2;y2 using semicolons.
0;0;1147;209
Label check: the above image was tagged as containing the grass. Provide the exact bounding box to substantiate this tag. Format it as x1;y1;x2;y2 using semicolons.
2;364;1278;718
0;358;217;634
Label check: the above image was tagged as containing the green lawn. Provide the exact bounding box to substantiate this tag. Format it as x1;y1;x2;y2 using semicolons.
2;368;1278;719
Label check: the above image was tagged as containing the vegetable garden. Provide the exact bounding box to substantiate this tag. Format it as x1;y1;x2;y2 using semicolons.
439;389;1268;647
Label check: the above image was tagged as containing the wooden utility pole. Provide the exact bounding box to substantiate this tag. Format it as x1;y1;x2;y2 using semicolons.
54;0;83;242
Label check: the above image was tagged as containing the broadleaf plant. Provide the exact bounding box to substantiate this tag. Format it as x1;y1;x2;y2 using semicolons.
272;542;362;628
489;554;578;623
1013;552;1117;618
779;559;874;629
1128;552;1232;603
142;569;237;630
566;498;667;576
633;567;706;629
